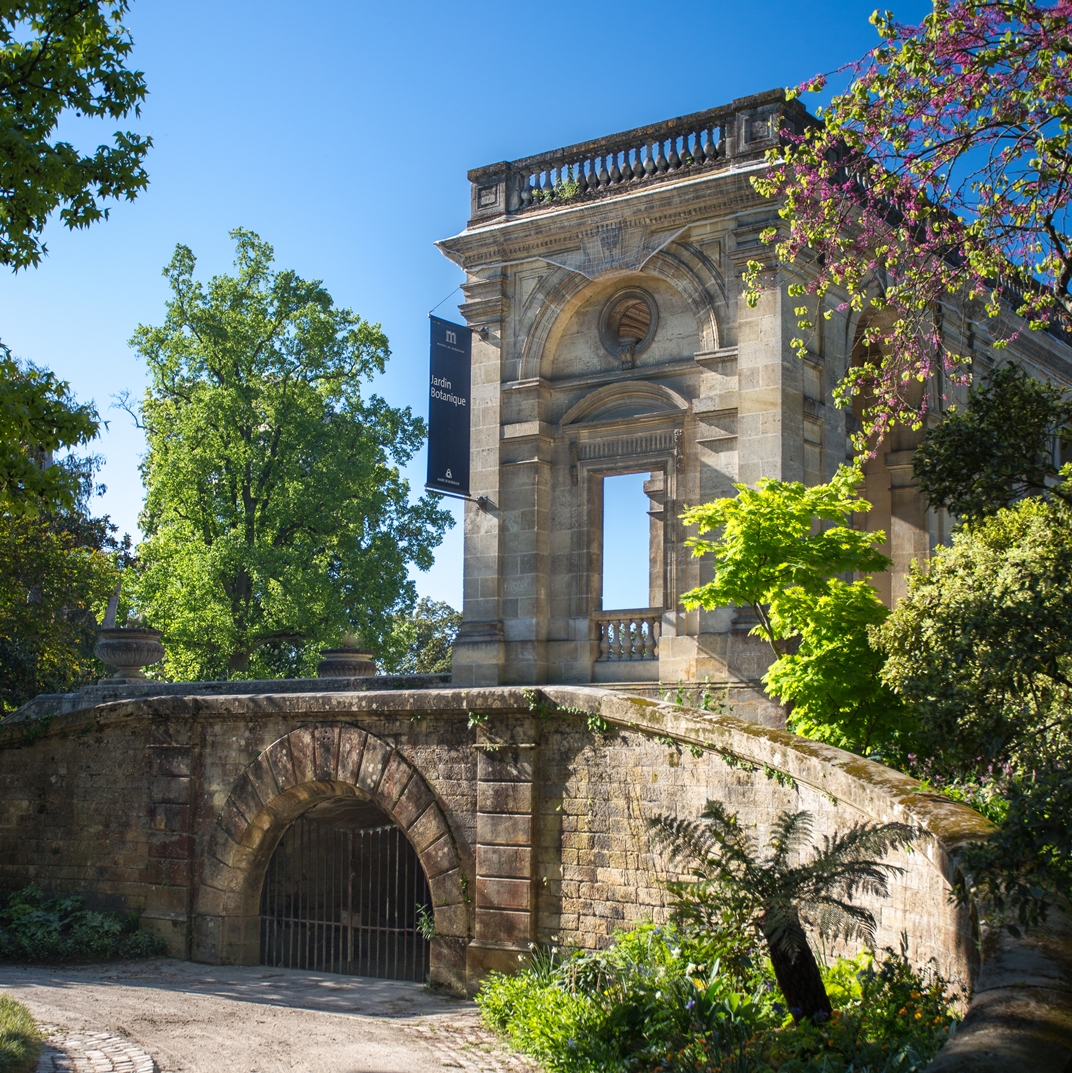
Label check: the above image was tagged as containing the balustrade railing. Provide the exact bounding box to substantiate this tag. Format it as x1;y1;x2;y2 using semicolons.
467;91;807;220
593;609;661;662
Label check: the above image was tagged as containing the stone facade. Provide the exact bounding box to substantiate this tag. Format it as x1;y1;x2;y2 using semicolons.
436;89;1072;706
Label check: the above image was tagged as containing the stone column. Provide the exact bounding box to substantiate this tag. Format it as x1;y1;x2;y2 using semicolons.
466;716;537;993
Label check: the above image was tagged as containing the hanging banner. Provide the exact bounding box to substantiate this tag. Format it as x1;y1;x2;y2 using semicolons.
426;315;471;497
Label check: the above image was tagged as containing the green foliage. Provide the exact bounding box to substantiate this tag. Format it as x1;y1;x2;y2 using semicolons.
476;923;957;1073
127;229;452;680
0;458;124;709
0;0;150;269
648;804;914;968
914;363;1072;519
764;580;914;754
0;351;100;517
682;466;905;753
877;497;1072;771
0;993;42;1073
0;885;167;962
682;466;890;654
378;597;460;674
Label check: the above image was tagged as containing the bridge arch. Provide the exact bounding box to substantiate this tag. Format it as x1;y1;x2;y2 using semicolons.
192;723;468;987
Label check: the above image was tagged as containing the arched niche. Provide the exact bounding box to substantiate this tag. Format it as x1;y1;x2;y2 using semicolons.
517;261;720;383
192;723;468;991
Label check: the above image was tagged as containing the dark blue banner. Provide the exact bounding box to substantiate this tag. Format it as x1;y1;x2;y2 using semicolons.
426;315;471;498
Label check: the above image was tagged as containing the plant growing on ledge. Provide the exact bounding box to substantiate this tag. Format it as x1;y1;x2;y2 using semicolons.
124;229;453;680
648;803;916;1022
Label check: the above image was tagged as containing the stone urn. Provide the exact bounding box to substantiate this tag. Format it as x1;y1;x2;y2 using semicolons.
94;627;165;681
316;647;377;678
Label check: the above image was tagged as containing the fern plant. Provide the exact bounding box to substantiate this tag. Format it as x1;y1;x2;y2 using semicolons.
648;802;915;1021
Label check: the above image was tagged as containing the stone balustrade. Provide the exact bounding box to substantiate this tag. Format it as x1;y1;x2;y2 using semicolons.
466;90;808;223
593;609;661;661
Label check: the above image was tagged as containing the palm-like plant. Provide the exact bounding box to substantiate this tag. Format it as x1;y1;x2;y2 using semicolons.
649;802;915;1021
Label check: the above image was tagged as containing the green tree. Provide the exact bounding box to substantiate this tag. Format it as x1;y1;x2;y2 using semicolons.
649;803;915;1022
0;456;123;709
877;497;1072;772
914;363;1072;520
128;229;452;681
0;0;150;270
681;466;907;752
0;348;100;516
380;597;461;674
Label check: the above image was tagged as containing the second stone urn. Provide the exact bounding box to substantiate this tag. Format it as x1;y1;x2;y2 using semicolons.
316;646;377;678
94;627;165;682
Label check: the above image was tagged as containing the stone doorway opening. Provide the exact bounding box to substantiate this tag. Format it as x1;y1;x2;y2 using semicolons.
259;797;432;982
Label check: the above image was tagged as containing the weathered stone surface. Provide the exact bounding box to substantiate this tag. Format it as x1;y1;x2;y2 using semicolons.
2;682;1066;1056
476;877;532;911
477;845;532;879
356;735;391;794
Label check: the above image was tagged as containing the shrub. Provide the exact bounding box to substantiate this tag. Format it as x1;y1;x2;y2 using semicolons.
0;994;42;1073
476;924;958;1073
0;886;168;963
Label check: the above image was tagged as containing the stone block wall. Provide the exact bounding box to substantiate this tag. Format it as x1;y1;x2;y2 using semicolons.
1;684;990;1001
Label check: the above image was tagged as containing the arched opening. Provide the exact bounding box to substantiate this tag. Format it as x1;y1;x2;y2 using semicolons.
259;795;432;981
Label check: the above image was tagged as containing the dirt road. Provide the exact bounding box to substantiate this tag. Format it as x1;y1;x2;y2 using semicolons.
0;959;535;1073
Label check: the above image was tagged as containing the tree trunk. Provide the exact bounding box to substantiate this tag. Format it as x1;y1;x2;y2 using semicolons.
760;909;832;1022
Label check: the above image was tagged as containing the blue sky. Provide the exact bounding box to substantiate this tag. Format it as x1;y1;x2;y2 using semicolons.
0;0;929;608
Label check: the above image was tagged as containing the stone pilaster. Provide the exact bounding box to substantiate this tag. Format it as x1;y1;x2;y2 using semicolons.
466;716;537;993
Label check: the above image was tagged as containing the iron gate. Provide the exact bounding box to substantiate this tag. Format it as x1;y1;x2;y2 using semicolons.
259;809;432;981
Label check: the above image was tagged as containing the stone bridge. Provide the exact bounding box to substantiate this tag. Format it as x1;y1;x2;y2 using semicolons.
3;680;1071;1069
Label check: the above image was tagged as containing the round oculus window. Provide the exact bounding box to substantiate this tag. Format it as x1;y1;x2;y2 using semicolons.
599;289;658;367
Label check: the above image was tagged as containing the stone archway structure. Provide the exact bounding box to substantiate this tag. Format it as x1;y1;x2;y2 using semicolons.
193;723;467;985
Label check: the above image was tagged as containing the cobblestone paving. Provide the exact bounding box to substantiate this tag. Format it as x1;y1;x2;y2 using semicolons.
411;1011;539;1071
35;1027;155;1073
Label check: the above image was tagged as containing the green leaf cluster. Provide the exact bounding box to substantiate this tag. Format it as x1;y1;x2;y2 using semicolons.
476;920;956;1073
379;597;461;674
914;362;1072;520
0;349;99;517
682;466;907;752
877;497;1072;771
0;457;123;709
128;229;452;680
0;885;166;962
0;0;151;269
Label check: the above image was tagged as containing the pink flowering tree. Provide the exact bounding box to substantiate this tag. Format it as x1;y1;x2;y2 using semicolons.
746;0;1072;443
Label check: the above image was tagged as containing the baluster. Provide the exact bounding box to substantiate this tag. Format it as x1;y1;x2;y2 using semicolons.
655;139;668;173
597;154;610;187
519;175;533;207
667;136;681;171
540;169;552;198
599;621;610;661
643;142;656;177
619;620;629;659
609;152;622;184
715;124;725;157
703;128;717;163
652;618;661;658
586;157;600;191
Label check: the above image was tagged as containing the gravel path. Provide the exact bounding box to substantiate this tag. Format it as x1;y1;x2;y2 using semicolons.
0;960;537;1073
